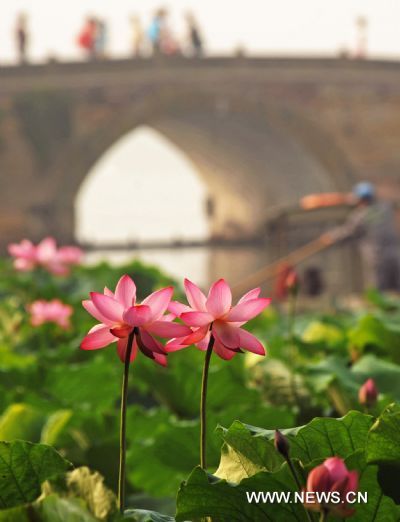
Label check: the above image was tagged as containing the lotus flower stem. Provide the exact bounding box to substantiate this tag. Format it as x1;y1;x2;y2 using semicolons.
118;327;137;514
287;290;301;409
275;430;314;522
288;293;296;345
200;332;215;469
287;458;302;491
286;458;314;522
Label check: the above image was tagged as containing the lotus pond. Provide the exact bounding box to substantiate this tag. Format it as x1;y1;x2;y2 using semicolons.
0;255;399;521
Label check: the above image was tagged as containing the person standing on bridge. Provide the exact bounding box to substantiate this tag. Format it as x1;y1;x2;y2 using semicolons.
185;12;203;57
131;15;145;57
321;182;400;292
15;13;29;64
147;8;165;55
94;19;108;59
77;17;97;60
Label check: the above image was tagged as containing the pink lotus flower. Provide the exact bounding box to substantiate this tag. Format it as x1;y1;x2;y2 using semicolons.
359;378;378;407
304;457;359;517
8;237;83;275
80;275;191;366
166;278;271;360
28;299;73;329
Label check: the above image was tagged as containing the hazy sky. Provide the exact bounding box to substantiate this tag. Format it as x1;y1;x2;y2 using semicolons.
1;0;400;63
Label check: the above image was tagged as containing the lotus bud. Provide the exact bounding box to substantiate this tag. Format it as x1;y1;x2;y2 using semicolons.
285;269;300;296
358;378;378;407
304;457;359;516
274;430;290;459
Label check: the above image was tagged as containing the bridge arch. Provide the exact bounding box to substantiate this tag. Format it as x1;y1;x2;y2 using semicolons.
75;125;211;244
44;86;354;244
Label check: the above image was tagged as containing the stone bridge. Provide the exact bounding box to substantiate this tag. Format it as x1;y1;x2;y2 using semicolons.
1;57;400;251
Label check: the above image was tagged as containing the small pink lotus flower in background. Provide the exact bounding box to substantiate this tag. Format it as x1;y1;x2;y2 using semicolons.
304;457;359;517
81;275;191;366
8;237;83;275
285;269;300;295
28;299;73;329
8;239;37;272
167;278;271;360
359;378;378;407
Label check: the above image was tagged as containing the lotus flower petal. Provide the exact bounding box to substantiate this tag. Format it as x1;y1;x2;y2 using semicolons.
168;300;192;317
184;278;207;311
57;246;83;265
90;292;124;323
115;275;136;308
36;237;58;263
117;337;138;362
346;471;359;495
145;321;191;338
142;286;174;321
110;324;133;338
238;328;266;355
180;311;214;327
307;464;332;493
153;352;168;367
226;298;271;322
139;329;166;354
182;325;209;345
104;287;114;297
14;258;35;271
81;324;116;350
196;331;211;351
8;240;35;259
213;340;237;360
324;457;349;484
123;305;152;326
206;278;232;318
238;287;261;303
165;340;189;352
82;299;112;325
213;321;240;349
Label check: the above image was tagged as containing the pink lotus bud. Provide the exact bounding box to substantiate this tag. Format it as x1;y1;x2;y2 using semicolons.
274;430;290;459
358;378;378;407
274;265;299;300
285;269;300;295
304;457;359;516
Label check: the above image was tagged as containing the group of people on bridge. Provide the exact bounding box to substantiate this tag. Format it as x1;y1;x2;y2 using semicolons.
12;8;204;65
77;8;203;60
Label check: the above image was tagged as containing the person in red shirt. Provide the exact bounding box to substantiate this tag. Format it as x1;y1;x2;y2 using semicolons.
77;17;97;60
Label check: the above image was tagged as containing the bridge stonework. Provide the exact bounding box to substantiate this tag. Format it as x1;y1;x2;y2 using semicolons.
1;57;400;250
